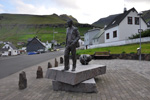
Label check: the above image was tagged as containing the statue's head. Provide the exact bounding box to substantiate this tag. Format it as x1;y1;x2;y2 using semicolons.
67;19;73;27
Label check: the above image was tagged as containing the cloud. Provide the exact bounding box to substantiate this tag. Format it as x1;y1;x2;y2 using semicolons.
0;4;4;12
124;0;150;13
1;0;150;24
11;0;63;15
53;0;79;9
125;0;150;3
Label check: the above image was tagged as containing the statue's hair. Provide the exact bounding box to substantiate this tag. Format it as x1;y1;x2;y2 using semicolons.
67;19;73;24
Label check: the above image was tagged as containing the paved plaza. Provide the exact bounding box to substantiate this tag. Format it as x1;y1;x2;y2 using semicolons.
0;56;150;100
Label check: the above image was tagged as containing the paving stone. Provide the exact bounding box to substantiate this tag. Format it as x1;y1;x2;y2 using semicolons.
1;58;150;100
52;78;97;93
46;64;106;85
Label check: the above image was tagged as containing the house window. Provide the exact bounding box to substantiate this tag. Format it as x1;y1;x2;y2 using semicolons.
135;17;139;25
113;31;117;38
106;33;109;39
128;17;132;24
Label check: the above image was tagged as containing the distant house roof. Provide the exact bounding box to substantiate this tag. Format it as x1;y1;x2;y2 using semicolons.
3;43;17;50
28;38;33;42
93;29;104;39
105;7;147;30
8;43;17;49
27;37;45;47
84;28;100;34
1;48;9;52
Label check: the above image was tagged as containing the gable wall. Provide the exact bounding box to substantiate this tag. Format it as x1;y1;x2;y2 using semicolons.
84;29;100;45
27;38;45;52
105;26;119;43
119;11;148;40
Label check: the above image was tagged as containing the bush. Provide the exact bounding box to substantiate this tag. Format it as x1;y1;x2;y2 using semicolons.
130;52;135;54
122;51;126;54
129;29;150;39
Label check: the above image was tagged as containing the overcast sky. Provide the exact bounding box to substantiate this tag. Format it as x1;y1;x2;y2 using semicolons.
0;0;150;24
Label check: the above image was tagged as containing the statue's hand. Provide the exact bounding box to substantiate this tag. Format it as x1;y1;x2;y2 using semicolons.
66;45;71;49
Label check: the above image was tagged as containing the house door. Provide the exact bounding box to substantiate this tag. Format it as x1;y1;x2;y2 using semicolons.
8;51;11;56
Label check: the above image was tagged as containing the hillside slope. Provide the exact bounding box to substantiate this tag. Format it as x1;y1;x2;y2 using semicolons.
0;13;78;25
0;13;92;46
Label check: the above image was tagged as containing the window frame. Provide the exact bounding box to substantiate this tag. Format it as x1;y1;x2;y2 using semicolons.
128;17;132;24
106;33;109;39
135;17;139;25
113;30;117;38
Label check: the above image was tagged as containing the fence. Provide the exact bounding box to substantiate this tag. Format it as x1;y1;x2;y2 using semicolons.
88;37;150;49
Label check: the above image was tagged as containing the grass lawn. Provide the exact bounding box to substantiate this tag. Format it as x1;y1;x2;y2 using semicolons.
77;42;150;55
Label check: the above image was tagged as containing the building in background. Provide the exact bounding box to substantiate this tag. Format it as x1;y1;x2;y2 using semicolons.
26;37;46;53
104;7;148;43
92;28;105;45
84;28;100;46
1;42;18;56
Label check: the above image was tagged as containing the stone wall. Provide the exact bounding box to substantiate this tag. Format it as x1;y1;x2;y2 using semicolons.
78;54;150;61
110;54;150;61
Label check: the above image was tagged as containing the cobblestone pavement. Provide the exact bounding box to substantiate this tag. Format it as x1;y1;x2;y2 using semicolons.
0;58;150;100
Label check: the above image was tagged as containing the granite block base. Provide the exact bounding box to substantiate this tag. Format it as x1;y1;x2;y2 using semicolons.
52;78;97;93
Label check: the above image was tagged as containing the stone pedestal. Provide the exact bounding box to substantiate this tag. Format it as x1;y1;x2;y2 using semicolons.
46;64;106;93
52;78;97;93
46;64;106;85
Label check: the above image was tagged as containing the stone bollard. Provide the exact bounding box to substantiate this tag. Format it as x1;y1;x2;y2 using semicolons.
36;66;43;79
48;62;52;68
18;71;27;90
60;57;63;64
54;58;58;67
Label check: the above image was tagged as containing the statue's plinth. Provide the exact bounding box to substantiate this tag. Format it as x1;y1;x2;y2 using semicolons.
46;64;106;85
46;64;106;93
52;78;97;93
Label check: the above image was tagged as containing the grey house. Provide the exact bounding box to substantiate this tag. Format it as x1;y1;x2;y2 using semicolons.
92;28;105;45
84;28;100;46
26;37;45;52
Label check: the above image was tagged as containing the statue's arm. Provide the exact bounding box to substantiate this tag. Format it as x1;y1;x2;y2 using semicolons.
72;28;80;45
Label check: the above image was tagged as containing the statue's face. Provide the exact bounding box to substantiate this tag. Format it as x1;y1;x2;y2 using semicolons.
67;21;73;27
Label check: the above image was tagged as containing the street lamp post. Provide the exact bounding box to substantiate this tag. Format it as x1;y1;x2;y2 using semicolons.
138;12;143;61
53;27;55;42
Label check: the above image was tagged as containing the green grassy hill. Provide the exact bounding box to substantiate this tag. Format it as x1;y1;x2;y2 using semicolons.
0;13;92;47
0;13;77;24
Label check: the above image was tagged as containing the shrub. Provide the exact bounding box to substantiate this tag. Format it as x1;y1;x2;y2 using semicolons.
130;52;135;54
122;51;126;54
129;29;150;39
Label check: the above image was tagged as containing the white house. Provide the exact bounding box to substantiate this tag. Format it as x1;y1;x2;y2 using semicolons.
78;39;84;46
104;7;148;43
84;28;100;46
92;28;105;45
42;41;52;51
1;42;18;56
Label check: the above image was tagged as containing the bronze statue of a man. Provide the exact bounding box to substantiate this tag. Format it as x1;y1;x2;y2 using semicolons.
63;20;80;71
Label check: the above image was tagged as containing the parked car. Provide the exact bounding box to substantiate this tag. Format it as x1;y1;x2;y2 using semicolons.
37;49;45;54
27;52;37;55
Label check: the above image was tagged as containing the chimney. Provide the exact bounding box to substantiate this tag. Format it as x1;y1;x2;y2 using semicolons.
124;7;127;13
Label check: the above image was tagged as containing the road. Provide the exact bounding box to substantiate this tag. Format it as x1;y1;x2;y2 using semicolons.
0;50;64;79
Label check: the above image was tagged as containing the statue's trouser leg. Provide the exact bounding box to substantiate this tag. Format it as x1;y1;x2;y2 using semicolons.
64;47;70;70
71;47;76;69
